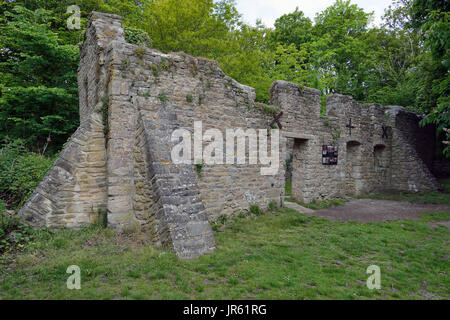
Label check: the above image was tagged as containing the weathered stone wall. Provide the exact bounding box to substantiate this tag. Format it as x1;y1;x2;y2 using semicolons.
78;12;125;122
19;112;107;228
19;12;440;258
112;41;285;216
388;107;439;191
270;81;438;202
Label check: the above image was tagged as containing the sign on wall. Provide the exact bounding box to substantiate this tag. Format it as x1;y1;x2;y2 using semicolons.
322;145;338;165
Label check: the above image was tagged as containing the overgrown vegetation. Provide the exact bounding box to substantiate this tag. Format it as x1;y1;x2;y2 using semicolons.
0;0;447;157
249;204;262;216
134;47;146;60
194;161;203;176
0;200;34;255
0;206;448;299
124;27;152;47
285;180;292;197
254;103;280;116
0;139;54;208
0;6;79;154
157;93;169;104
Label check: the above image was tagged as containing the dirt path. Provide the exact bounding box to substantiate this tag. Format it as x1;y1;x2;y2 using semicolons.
286;198;450;223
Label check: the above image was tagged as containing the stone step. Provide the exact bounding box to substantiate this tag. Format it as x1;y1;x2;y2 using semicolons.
284;201;315;214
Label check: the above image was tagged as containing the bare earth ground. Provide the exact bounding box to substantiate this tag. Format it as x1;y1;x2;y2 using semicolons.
285;198;450;226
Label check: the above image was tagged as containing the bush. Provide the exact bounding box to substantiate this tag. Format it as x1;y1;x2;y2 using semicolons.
0;199;33;254
268;200;279;212
249;204;262;216
124;27;152;47
0;139;54;208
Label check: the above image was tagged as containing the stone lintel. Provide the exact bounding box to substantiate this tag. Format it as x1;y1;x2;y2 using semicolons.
283;132;315;140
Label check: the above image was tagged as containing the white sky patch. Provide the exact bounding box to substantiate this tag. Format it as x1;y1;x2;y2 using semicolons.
235;0;393;28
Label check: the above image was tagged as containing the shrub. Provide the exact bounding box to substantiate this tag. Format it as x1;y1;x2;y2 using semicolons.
0;199;34;254
124;27;152;47
194;161;203;176
268;200;279;212
249;204;262;216
0;139;54;208
134;47;146;59
157;93;169;104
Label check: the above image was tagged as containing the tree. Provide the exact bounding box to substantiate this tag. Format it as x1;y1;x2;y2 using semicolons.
363;0;422;108
269;8;313;49
311;0;374;99
218;21;273;102
140;0;241;58
410;0;450;157
0;6;79;153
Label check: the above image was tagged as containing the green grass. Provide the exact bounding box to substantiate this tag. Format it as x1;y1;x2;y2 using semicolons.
285;179;292;197
357;191;449;205
1;207;448;300
357;179;450;205
420;211;450;222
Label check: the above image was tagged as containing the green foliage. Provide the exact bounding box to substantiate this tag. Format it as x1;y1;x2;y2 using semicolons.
124;27;151;47
410;0;450;157
0;199;34;254
249;204;262;216
268;200;279;212
198;94;205;105
420;211;450;222
137;91;150;99
285;179;292;197
157;93;169;104
0;6;79;153
134;47;146;59
140;0;240;57
254;103;279;116
211;214;228;231
91;207;108;229
186;94;194;103
194;161;203;176
269;7;313;49
1;0;449;159
100;97;109;143
0;139;54;208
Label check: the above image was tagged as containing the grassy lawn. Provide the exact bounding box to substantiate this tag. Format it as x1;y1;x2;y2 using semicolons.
1;207;449;300
357;179;450;205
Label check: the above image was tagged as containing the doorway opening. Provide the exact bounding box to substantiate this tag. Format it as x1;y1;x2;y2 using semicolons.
292;138;310;202
346;140;363;195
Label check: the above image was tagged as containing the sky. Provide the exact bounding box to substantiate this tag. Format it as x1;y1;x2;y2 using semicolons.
234;0;394;28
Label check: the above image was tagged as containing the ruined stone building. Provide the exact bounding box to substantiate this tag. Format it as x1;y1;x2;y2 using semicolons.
19;13;439;258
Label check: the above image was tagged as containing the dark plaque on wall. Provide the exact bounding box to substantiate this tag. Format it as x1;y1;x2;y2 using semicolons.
322;145;338;165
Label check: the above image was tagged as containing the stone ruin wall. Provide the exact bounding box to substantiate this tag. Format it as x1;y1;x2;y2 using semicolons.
275;81;438;203
18;12;439;258
19;12;285;258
